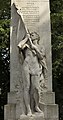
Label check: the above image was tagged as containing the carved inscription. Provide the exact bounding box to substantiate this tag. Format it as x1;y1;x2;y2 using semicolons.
15;0;40;30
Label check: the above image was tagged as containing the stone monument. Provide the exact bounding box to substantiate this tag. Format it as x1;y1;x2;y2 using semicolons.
4;0;59;120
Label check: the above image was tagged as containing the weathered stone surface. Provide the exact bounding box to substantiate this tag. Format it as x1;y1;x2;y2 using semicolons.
10;0;52;117
39;103;59;119
45;118;59;120
8;91;26;119
40;91;55;104
11;0;52;93
19;113;45;120
16;102;26;120
7;92;59;120
8;91;24;104
4;0;59;119
8;91;17;103
4;104;16;120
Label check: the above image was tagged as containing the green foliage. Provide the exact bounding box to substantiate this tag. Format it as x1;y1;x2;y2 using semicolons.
0;0;10;19
50;0;63;13
0;0;10;119
50;0;63;119
0;20;10;48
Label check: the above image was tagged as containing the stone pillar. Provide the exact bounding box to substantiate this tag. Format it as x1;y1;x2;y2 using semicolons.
11;0;52;93
4;0;59;120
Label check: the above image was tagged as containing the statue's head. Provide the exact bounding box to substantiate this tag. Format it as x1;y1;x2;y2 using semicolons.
30;32;40;44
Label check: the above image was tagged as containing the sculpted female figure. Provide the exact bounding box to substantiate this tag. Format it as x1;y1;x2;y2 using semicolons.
18;31;47;116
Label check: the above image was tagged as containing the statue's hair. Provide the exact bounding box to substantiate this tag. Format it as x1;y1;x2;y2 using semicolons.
30;32;40;41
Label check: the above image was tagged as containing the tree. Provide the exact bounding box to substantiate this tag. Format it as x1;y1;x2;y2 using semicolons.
0;0;10;119
50;0;63;119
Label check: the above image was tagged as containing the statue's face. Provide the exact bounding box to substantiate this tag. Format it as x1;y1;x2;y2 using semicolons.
30;32;40;45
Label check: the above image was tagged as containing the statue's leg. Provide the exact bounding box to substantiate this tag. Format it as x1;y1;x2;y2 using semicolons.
31;75;43;113
23;64;32;115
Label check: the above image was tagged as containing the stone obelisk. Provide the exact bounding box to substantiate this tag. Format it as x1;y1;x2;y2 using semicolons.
4;0;59;120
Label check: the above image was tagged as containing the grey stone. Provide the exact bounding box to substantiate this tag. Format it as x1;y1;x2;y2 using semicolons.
11;0;52;93
9;1;52;117
8;91;24;104
45;118;59;120
13;1;48;114
8;91;26;119
4;104;16;120
8;92;17;103
39;103;59;119
4;0;59;119
19;113;45;120
39;91;55;104
16;102;26;120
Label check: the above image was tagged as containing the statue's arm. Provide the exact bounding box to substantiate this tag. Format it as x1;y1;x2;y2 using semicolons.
30;42;43;60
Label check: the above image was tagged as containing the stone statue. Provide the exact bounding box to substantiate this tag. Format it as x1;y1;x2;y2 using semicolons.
17;31;47;116
13;2;47;116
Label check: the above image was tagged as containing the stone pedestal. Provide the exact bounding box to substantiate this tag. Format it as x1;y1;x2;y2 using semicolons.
39;91;59;120
4;91;59;120
4;104;16;120
7;91;26;119
19;113;44;120
39;103;59;119
40;91;55;104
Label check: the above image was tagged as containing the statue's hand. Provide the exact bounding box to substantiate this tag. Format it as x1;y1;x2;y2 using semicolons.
27;33;30;39
31;43;37;50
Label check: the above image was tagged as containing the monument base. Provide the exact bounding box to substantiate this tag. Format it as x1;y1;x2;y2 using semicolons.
19;113;44;120
4;104;16;120
4;91;59;120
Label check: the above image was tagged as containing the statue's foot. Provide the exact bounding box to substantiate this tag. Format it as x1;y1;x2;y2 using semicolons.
20;114;27;119
27;112;32;117
35;106;43;113
35;106;44;117
27;110;32;117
